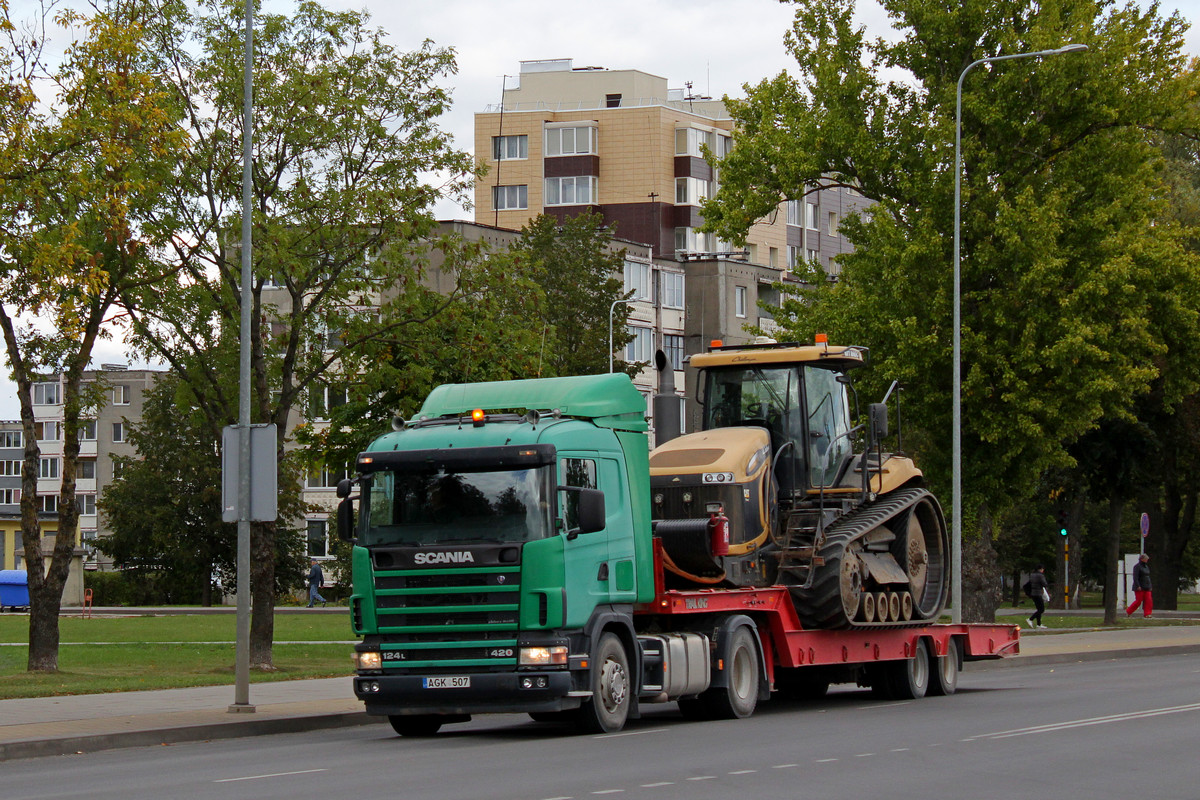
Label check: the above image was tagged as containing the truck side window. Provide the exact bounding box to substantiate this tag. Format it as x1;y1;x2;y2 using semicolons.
561;458;597;531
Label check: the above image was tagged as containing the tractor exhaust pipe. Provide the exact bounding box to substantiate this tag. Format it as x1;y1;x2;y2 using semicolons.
653;349;681;446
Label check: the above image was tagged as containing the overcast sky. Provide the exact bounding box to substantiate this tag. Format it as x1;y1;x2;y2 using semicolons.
2;0;1198;418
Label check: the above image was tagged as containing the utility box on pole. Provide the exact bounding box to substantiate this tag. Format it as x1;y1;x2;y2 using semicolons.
221;424;278;522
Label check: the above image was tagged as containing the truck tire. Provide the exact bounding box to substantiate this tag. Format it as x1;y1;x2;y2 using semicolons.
388;715;444;737
678;626;761;720
576;632;631;733
885;639;931;700
927;636;961;696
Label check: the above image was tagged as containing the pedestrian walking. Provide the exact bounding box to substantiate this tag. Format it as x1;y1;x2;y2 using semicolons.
1026;565;1050;629
307;559;327;608
1126;553;1153;618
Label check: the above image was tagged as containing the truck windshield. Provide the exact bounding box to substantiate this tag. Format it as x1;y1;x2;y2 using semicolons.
361;466;556;546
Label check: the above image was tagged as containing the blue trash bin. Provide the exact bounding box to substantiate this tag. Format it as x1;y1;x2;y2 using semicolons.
0;570;30;611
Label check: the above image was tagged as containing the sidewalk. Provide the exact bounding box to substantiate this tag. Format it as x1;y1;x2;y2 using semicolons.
3;624;1200;762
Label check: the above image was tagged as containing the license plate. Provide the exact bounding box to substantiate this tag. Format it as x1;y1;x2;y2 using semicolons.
422;676;469;689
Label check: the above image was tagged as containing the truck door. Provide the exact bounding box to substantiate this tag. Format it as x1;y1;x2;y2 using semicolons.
559;455;613;627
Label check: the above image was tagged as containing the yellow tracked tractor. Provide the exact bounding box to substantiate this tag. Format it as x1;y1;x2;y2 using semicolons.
649;338;949;628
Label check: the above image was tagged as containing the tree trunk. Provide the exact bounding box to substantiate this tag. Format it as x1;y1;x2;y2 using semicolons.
1102;497;1122;625
249;519;276;669
962;503;1000;623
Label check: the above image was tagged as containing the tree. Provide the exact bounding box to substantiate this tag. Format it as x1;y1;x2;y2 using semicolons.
121;0;477;667
513;213;633;377
0;0;183;670
701;0;1200;620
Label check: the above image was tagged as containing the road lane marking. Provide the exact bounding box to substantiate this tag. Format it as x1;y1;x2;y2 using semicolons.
815;758;838;763
978;702;1200;739
641;782;674;788
772;764;799;769
214;769;327;783
686;776;717;781
729;770;757;775
592;790;624;795
596;728;668;739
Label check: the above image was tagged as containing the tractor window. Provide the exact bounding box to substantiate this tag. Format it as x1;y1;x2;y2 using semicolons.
703;367;800;439
560;458;598;532
805;366;852;486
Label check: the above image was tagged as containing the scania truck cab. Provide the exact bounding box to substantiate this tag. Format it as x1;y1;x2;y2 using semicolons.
339;373;657;735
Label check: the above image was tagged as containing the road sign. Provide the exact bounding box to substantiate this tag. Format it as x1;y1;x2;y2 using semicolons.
1140;512;1150;539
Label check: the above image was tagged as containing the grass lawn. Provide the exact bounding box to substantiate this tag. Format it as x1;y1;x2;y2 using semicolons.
0;612;359;700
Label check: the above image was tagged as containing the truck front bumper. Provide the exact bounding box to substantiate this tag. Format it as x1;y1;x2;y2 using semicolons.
354;671;582;716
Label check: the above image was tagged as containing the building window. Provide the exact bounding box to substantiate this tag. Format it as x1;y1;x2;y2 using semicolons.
1;431;22;448
624;260;651;301
78;459;96;480
39;457;59;479
675;127;717;158
675;227;716;254
828;211;838;236
35;421;59;442
0;460;20;476
787;200;802;227
112;460;124;479
38;494;57;514
625;326;654;364
492;134;528;160
759;284;781;321
544;176;597;206
606;93;622;108
660;271;684;309
308;385;347;422
492;184;528;211
112;384;131;405
78;420;97;441
76;494;96;516
662;334;685;370
545;125;596;156
807;248;819;264
307;519;329;558
674;177;710;206
788;246;802;270
307;463;348;489
735;286;747;318
111;422;125;443
806;202;818;230
0;488;19;505
33;382;60;405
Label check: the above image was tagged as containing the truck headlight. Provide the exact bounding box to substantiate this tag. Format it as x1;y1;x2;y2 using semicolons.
519;645;568;666
356;651;382;671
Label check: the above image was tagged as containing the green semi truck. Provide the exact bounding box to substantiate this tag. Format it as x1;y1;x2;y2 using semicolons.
338;341;1018;736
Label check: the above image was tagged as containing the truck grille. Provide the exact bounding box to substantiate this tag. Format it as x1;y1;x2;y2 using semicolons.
369;549;522;674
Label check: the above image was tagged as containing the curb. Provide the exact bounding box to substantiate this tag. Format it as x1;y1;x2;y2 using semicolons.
968;642;1200;670
0;710;382;762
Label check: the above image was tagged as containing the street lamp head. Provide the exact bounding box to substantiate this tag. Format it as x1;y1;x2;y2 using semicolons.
1054;43;1089;54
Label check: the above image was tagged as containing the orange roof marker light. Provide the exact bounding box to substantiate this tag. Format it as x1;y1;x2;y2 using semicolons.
814;333;828;344
710;339;723;349
471;409;486;427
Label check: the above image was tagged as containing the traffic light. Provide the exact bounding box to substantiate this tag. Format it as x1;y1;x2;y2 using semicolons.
1058;510;1069;537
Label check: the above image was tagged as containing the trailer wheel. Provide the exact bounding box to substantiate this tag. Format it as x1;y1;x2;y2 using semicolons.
388;715;443;737
577;632;631;733
928;637;961;696
886;639;930;700
678;626;761;720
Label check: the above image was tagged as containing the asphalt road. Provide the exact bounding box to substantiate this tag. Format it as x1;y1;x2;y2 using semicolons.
6;654;1199;800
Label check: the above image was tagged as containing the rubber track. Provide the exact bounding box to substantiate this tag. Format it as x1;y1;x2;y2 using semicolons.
781;487;933;630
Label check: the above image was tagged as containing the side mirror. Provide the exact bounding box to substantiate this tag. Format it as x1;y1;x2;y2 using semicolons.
559;486;606;539
337;496;356;543
336;477;353;499
869;402;888;441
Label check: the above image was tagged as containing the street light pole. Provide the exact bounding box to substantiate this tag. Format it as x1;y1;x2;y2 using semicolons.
952;43;1086;623
609;298;634;373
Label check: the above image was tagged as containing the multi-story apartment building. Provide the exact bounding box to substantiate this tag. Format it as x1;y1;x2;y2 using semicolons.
473;59;875;429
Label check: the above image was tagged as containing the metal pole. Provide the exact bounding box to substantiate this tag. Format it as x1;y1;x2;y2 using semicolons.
230;0;255;713
951;44;1086;624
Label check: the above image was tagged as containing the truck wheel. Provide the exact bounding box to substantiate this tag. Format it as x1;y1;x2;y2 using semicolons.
927;636;961;696
388;715;443;737
577;633;631;733
678;626;760;720
886;639;930;700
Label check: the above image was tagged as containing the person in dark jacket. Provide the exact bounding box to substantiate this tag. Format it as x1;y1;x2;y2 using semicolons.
1126;553;1153;618
307;559;327;608
1027;565;1050;629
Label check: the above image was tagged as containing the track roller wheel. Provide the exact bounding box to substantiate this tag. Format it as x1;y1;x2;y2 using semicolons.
839;553;863;622
900;592;914;621
860;592;876;623
874;592;890;622
887;592;901;622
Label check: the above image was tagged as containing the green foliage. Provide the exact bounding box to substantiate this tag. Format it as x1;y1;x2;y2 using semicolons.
511;212;633;376
706;0;1200;520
